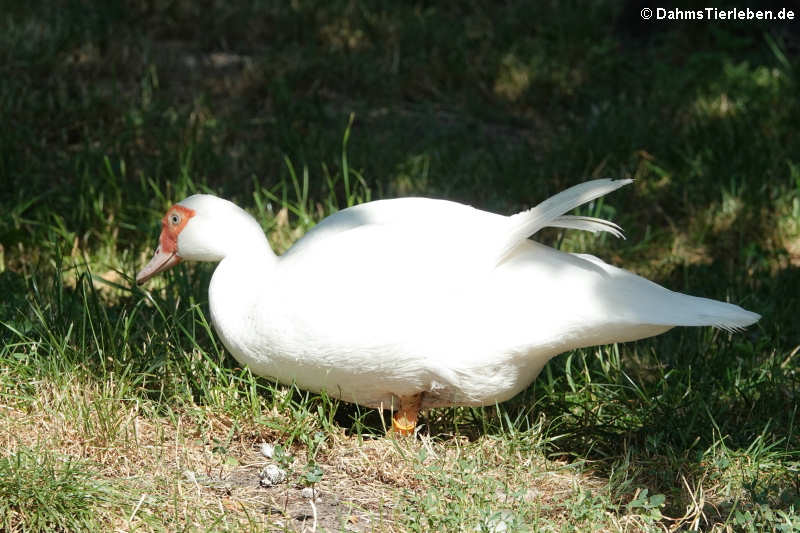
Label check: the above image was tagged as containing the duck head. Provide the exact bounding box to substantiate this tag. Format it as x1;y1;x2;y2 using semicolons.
136;194;269;285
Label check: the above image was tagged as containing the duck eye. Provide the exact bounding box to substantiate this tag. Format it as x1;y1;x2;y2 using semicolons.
170;213;180;225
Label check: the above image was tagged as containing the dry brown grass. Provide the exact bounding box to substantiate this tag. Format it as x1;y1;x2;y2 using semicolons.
0;375;654;532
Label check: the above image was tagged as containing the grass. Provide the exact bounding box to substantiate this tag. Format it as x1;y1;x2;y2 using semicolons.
1;0;799;530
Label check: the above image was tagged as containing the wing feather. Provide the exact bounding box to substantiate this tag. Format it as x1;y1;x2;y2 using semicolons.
496;179;632;264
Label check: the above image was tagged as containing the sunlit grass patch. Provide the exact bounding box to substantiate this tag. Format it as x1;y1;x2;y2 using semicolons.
0;448;119;532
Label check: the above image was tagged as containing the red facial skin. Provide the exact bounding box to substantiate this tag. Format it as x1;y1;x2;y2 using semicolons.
159;204;195;254
136;204;196;285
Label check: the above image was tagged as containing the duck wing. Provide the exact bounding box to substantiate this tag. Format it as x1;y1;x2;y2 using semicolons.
277;179;758;341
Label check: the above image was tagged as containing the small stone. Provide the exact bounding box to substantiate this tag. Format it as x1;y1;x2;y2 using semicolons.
300;487;319;500
182;470;196;482
259;442;274;458
259;464;286;487
475;510;514;533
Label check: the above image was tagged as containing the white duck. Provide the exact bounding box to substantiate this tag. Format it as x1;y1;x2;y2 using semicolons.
136;179;760;434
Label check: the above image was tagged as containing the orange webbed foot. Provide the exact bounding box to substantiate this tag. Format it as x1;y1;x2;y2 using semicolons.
391;394;422;437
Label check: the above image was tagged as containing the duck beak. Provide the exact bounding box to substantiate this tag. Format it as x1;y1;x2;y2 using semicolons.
136;246;181;285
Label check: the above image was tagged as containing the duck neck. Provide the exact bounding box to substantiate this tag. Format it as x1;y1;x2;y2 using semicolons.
211;238;277;298
208;238;278;352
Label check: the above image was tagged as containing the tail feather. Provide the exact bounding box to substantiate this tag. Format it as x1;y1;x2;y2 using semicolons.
496;178;633;264
573;251;761;333
664;293;761;332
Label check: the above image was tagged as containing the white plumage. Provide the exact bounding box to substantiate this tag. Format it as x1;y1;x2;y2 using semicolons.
137;179;760;416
